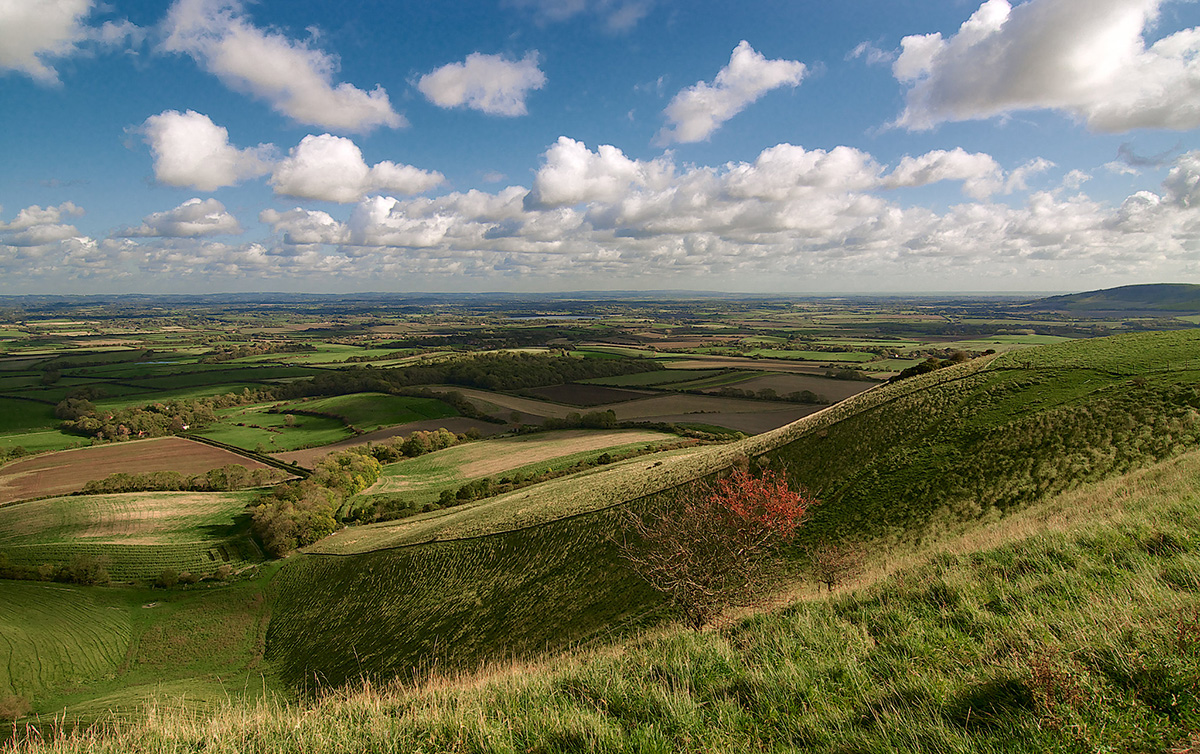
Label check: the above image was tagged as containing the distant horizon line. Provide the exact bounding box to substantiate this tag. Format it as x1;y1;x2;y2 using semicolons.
0;288;1085;300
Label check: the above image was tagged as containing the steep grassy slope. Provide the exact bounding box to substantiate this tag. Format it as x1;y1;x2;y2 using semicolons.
0;570;281;722
0;583;130;703
16;443;1200;753
264;330;1200;690
269;506;663;690
763;330;1200;545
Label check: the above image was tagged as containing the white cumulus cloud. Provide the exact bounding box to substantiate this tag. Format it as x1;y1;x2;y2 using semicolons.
161;0;403;132
270;134;444;204
116;198;242;238
0;0;143;84
894;0;1200;132
261;208;348;245
0;202;86;248
884;148;1005;199
657;41;806;144
418;52;546;116
141;110;274;191
528;136;674;207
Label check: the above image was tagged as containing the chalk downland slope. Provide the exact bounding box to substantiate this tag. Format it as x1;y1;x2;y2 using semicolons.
266;330;1200;689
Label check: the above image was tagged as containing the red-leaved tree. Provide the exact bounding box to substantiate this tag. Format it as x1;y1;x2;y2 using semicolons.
617;467;815;629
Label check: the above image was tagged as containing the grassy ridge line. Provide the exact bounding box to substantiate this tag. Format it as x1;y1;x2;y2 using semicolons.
763;330;1200;546
19;447;1200;753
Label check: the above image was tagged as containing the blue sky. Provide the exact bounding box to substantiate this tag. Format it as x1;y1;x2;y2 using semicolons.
2;0;1200;295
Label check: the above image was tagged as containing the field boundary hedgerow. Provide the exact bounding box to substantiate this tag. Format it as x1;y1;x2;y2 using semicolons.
182;435;311;477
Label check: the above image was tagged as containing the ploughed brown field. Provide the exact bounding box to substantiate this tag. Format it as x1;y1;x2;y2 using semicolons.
700;373;874;402
0;437;273;504
520;384;654;406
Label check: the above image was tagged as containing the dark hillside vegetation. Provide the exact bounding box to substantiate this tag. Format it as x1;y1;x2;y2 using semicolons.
767;330;1200;546
284;352;662;398
263;330;1200;688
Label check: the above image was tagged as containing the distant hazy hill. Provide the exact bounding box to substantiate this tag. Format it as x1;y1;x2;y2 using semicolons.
1037;282;1200;312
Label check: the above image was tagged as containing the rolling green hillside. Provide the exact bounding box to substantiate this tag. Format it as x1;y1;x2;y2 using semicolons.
8;329;1200;725
264;330;1200;689
18;432;1200;753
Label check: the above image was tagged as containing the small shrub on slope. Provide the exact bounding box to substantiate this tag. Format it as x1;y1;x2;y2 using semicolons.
617;467;814;629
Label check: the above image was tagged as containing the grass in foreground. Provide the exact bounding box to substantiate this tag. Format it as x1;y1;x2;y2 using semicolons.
10;442;1200;753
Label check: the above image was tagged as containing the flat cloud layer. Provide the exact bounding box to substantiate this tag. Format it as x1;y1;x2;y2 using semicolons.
504;0;654;31
657;40;806;144
418;52;546;116
161;0;403;132
894;0;1200;132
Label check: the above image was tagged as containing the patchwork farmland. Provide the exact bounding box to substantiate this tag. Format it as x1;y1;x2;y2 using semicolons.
0;437;275;504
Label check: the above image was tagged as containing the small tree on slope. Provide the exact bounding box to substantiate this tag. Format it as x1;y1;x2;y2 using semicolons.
617;467;815;630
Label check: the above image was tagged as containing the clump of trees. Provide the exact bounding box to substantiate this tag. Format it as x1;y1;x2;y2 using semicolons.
617;466;816;629
200;341;316;363
888;351;981;383
79;465;286;494
252;450;382;556
56;388;271;441
542;409;617;430
361;427;467;463
0;552;110;585
708;386;825;404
